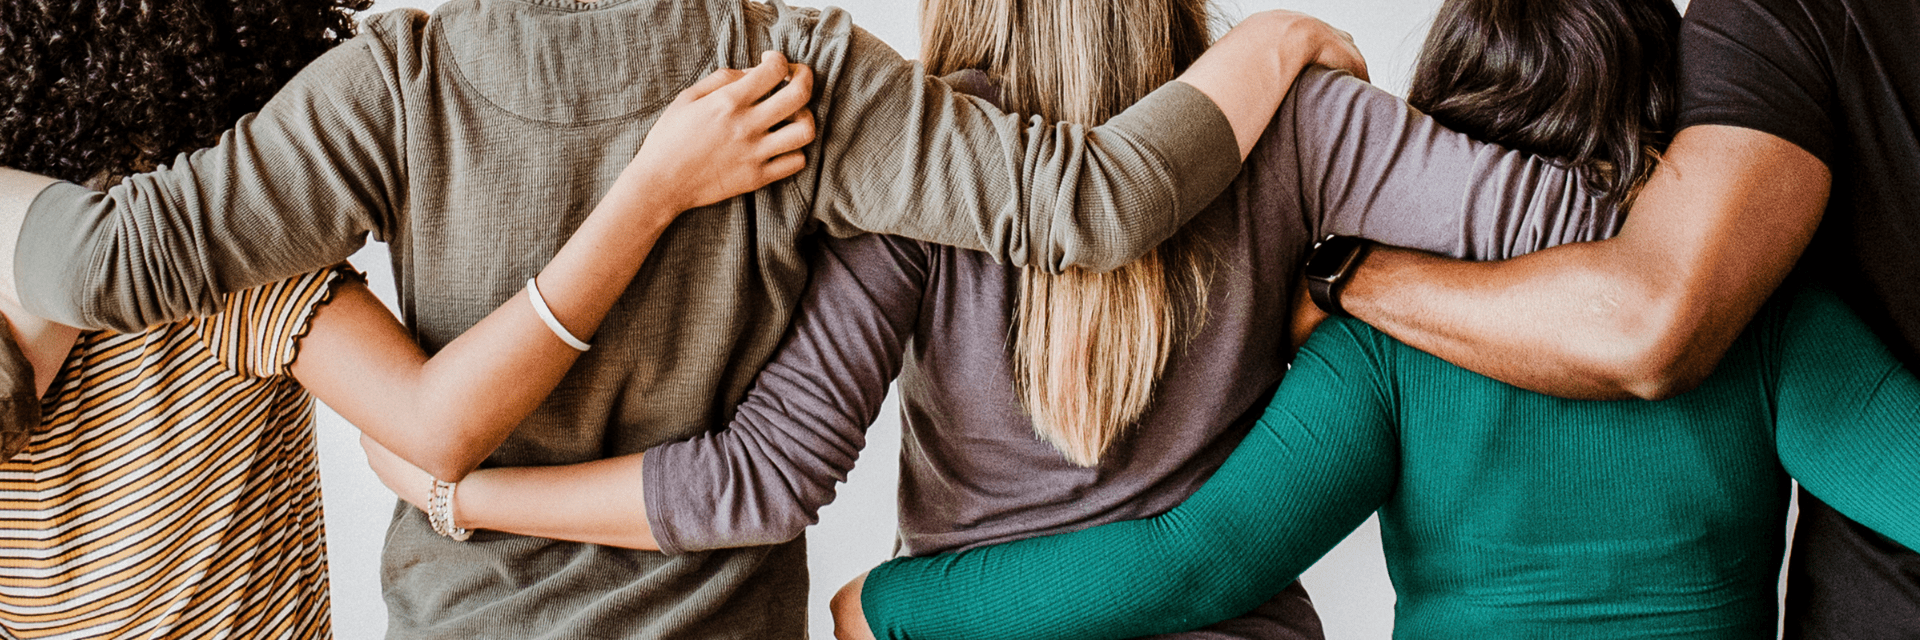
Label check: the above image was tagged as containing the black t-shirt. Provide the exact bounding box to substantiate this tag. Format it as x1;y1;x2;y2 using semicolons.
1678;0;1920;368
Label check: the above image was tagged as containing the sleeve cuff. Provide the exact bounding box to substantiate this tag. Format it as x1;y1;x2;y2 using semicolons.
1103;81;1244;220
14;182;105;330
639;448;687;555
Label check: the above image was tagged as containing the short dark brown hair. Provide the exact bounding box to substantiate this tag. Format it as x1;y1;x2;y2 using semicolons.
1;0;368;185
1409;0;1683;208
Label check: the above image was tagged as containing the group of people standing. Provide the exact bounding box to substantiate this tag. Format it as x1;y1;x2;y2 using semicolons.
0;0;1913;639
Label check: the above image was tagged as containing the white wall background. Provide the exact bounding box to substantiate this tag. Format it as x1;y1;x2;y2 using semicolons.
320;1;1461;638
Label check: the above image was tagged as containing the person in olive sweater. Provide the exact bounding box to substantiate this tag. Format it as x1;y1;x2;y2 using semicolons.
362;3;1630;640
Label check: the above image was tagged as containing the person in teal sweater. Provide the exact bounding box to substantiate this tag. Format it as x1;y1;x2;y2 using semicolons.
829;0;1920;637
846;283;1920;640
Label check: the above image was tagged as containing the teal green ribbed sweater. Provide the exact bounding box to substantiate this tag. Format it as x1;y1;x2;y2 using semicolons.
862;286;1920;639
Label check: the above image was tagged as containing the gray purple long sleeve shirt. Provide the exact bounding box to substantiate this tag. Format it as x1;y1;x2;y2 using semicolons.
642;68;1622;638
6;1;1245;637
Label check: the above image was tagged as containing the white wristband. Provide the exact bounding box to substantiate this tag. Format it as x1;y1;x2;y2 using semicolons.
526;277;591;352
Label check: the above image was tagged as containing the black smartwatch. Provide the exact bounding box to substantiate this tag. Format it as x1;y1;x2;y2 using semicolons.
1303;235;1373;318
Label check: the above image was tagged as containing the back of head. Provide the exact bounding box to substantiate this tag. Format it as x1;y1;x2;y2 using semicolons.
0;0;367;185
920;0;1213;467
1408;0;1682;207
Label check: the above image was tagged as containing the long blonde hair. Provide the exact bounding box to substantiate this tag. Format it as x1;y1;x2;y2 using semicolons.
922;0;1214;467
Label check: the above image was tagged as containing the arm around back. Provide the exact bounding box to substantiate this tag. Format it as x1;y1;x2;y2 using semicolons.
361;232;928;551
643;233;928;554
306;57;819;483
857;320;1399;640
1769;287;1920;550
1334;0;1844;401
8;14;419;333
797;7;1364;273
1342;125;1829;400
1273;69;1620;260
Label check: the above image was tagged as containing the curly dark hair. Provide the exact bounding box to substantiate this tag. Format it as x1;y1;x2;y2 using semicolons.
0;0;369;185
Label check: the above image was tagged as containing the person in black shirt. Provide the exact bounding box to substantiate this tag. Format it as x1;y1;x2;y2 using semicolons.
1328;0;1920;636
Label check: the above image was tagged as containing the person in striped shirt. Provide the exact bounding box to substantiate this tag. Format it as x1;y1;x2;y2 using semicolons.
0;2;816;637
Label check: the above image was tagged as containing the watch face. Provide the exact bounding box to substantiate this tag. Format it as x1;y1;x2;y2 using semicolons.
1304;237;1359;279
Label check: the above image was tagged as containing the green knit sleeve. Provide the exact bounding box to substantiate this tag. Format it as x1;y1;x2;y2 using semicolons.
860;319;1401;640
1771;287;1920;550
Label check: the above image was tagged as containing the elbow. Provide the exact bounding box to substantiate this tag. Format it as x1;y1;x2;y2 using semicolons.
748;482;836;546
1046;211;1178;274
686;496;821;551
419;459;477;484
684;514;811;552
770;522;811;546
758;505;824;546
1582;295;1722;402
1604;347;1714;402
408;440;490;483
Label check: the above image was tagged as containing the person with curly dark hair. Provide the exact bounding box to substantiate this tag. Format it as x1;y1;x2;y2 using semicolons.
0;2;818;637
0;0;367;187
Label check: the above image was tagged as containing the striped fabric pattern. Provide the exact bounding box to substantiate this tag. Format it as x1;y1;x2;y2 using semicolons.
0;268;349;639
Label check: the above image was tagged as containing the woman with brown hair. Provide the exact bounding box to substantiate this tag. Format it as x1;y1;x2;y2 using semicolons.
827;0;1920;638
364;0;1620;635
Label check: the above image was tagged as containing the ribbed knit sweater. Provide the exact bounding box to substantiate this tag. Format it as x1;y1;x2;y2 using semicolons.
862;286;1920;640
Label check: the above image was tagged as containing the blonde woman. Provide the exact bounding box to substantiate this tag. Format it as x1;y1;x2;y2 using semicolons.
366;1;1611;637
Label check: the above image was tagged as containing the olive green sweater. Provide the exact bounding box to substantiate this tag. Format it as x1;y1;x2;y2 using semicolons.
9;1;1241;637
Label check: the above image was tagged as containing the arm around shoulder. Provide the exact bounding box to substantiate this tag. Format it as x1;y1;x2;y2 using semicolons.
9;26;414;332
803;8;1363;273
858;321;1397;640
1344;126;1830;400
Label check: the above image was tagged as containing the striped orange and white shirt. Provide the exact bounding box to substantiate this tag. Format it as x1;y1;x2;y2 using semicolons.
0;268;350;639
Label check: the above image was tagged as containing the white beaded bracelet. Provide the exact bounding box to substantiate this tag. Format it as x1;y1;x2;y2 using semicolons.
428;478;472;542
526;277;591;352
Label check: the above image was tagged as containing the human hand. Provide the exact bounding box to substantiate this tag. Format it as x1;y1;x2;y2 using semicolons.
830;571;878;640
624;51;817;215
1230;10;1369;83
1182;11;1368;158
362;433;433;513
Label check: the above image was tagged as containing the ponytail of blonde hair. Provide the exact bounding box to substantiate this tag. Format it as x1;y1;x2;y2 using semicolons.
922;0;1214;467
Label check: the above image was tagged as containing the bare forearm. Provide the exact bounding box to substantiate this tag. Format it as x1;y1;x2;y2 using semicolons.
334;60;815;480
1339;127;1830;400
1344;243;1680;400
303;181;672;480
407;174;675;472
455;453;659;550
1179;11;1366;159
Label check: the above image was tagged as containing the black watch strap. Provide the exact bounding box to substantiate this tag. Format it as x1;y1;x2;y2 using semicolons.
1303;236;1373;318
